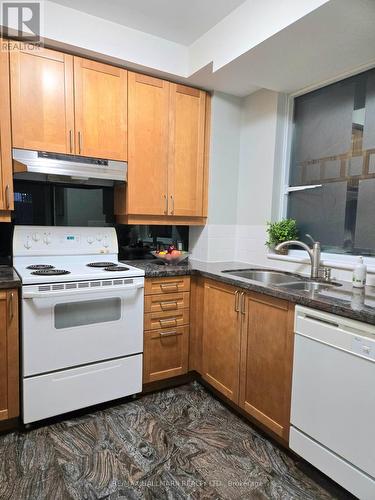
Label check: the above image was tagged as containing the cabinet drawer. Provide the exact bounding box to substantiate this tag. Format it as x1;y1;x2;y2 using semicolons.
143;326;189;383
144;308;189;331
144;292;190;313
145;276;190;295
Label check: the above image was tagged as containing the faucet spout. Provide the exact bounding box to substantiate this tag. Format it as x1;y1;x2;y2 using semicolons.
275;239;321;279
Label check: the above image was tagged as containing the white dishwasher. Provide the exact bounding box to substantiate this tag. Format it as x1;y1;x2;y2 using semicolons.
290;306;375;499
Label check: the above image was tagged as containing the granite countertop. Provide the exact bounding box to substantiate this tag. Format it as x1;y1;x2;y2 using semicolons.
122;258;375;326
0;266;22;289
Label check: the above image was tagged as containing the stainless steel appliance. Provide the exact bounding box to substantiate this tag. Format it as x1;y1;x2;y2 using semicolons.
13;149;127;185
13;226;144;424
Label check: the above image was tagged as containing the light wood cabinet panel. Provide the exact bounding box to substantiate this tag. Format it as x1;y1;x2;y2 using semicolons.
168;84;206;217
202;280;241;403
10;46;74;154
126;72;169;216
239;292;294;441
144;308;189;331
74;58;127;161
145;276;190;295
0;290;19;421
0;40;13;216
143;325;189;383
145;291;190;314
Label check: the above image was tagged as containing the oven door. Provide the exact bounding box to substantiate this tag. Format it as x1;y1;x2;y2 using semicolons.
22;278;144;376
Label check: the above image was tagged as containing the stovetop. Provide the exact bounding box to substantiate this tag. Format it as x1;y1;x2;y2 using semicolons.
13;226;145;285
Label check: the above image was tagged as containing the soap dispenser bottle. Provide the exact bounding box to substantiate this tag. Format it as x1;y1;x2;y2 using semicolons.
352;256;367;288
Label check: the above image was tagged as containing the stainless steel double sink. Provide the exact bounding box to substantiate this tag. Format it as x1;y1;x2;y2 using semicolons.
222;268;342;292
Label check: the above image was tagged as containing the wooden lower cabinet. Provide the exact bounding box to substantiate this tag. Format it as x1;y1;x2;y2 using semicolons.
143;326;189;383
239;292;294;441
201;280;241;403
198;278;294;441
143;277;190;384
0;289;19;422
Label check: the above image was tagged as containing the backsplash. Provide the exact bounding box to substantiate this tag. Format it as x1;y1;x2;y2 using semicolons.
0;223;189;265
116;225;189;260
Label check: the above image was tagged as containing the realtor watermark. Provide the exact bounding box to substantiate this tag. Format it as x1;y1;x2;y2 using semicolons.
1;1;43;50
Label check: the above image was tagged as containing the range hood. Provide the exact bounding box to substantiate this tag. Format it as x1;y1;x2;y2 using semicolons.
13;149;127;185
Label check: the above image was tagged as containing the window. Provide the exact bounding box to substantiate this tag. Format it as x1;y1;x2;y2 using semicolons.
287;68;375;256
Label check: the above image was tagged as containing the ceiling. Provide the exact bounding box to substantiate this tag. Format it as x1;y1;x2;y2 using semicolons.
50;0;247;44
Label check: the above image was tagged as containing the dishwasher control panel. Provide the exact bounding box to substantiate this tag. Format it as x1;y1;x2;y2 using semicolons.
352;336;375;361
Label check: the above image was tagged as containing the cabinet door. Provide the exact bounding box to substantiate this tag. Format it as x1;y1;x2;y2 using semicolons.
10;46;74;154
127;72;169;216
0;290;19;421
239;293;294;441
0;40;13;213
202;280;241;403
143;326;189;383
74;58;127;161
168;84;206;217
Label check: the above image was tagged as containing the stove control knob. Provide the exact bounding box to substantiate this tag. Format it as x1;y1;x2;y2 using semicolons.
32;232;40;242
43;235;52;245
103;237;109;248
24;238;32;249
87;236;94;244
96;234;103;242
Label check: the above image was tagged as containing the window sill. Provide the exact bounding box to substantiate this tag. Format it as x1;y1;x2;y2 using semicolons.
267;251;375;274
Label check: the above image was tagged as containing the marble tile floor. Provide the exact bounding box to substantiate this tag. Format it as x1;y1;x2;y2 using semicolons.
0;382;353;500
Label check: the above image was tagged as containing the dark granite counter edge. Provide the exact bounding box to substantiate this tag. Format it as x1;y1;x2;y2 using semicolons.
123;260;375;326
0;267;22;289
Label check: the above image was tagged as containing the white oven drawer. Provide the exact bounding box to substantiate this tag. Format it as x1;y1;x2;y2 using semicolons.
23;354;142;423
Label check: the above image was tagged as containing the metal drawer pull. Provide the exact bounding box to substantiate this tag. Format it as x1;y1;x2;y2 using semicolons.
234;291;240;312
69;130;73;153
160;331;178;338
170;195;175;214
8;292;14;321
160;283;179;292
5;185;10;209
304;314;339;328
78;131;82;154
164;194;168;215
159;318;177;328
160;301;178;311
240;292;246;315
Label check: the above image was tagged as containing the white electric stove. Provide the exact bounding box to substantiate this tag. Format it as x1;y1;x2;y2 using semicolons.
13;226;145;424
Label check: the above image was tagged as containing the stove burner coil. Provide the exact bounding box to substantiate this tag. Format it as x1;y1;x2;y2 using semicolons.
31;269;71;276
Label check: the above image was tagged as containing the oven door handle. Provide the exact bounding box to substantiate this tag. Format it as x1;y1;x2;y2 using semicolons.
23;283;144;299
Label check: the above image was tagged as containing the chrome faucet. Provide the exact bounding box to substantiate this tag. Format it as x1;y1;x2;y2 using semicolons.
275;234;321;279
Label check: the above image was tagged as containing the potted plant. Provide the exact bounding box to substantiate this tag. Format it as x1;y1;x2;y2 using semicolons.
266;219;298;255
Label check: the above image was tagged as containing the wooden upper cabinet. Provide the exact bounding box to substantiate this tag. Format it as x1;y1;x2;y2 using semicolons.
168;84;206;217
202;280;241;403
74;58;127;161
0;39;13;214
0;290;19;422
127;72;169;216
10;46;75;154
239;293;294;441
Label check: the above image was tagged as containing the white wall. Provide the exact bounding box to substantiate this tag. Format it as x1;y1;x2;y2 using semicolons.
189;92;241;261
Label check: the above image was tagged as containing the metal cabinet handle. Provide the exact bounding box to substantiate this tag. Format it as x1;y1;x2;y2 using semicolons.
5;185;10;209
160;331;178;338
8;292;14;322
170;195;174;214
69;130;73;153
164;194;168;215
160;301;178;311
159;318;177;328
240;292;246;315
234;291;240;312
78;131;82;154
160;283;179;293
